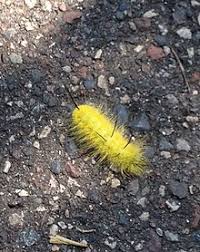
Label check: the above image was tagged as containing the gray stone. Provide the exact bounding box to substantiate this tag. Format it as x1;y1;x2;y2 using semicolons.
129;21;137;31
97;75;109;95
64;137;77;156
38;126;51;139
84;79;96;89
176;138;191;152
139;212;149;221
166;199;181;212
135;243;143;251
9;53;23;64
169;180;188;199
3;28;16;40
159;137;173;151
131;112;151;131
24;0;37;9
173;6;187;24
164;230;179;242
137;197;147;208
154;35;168;46
114;104;129;124
18;228;40;247
160;151;171;159
50;160;62;175
104;237;117;249
176;27;192;39
156;228;163;237
62;65;72;73
31;69;44;83
9;213;24;226
127;179;139;195
166;94;179;105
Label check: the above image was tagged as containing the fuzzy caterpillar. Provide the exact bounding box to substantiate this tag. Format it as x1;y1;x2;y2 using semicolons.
71;104;146;176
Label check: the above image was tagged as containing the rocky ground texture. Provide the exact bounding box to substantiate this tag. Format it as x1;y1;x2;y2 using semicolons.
0;0;200;251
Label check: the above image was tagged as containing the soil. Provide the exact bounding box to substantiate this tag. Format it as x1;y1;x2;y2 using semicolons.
0;0;200;252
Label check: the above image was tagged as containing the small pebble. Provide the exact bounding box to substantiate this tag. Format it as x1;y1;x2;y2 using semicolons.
97;75;109;96
94;49;103;59
160;151;171;159
52;245;60;251
57;221;67;230
114;104;129;124
166;200;181;212
139;212;149;221
143;9;159;18
159;185;166;197
49;224;59;236
120;94;131;104
156;228;163;237
129;21;137;31
169;180;188;199
164;230;179;242
176;138;191;152
9;53;23;64
18;228;40;247
187;47;194;58
111;178;121;188
62;65;72;73
186;116;199;123
191;0;200;7
176;27;192;39
3;160;11;173
17;189;29;197
134;243;143;251
50;160;62;175
104;237;117;249
127;179;139;195
75;189;86;198
38;126;51;139
134;45;144;53
131;112;151;131
108;76;115;85
33;140;40;149
9;213;24;226
137;197;147;208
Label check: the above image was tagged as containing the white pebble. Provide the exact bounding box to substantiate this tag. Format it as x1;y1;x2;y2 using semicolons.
49;224;59;236
143;9;159;18
3;160;11;173
38;126;51;139
111;178;121;188
33;140;40;149
94;49;103;59
176;27;192;39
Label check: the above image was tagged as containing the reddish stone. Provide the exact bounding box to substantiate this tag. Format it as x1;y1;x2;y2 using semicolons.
78;66;88;79
65;161;80;178
63;10;82;24
147;45;165;60
192;205;200;229
134;17;151;30
191;72;200;83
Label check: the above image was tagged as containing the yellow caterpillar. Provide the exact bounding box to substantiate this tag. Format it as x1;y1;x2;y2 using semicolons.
71;104;146;176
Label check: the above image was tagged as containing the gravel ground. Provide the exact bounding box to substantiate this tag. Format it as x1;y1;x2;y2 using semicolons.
0;0;200;251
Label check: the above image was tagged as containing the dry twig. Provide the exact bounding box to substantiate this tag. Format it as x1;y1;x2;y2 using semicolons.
171;47;191;93
49;235;88;248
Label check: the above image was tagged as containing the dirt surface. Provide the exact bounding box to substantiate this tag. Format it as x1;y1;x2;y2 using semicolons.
0;0;200;251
